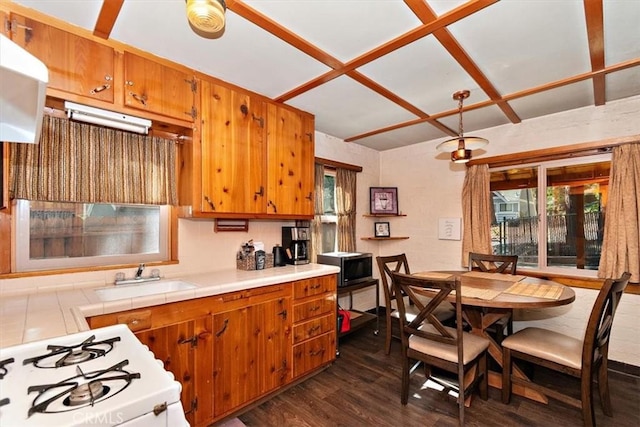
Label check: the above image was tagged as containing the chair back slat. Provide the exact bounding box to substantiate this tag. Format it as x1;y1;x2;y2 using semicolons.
469;252;518;274
377;254;410;307
583;272;631;368
391;272;461;350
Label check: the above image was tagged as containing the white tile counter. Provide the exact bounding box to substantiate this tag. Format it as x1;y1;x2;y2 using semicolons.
0;264;339;348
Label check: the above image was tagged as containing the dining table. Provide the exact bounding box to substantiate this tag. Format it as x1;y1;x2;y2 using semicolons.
412;270;576;403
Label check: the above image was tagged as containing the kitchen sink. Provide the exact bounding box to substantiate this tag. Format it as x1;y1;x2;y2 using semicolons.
94;280;197;302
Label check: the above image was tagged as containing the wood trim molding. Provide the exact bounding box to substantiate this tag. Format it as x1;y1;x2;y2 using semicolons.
315;157;363;172
467;134;640;168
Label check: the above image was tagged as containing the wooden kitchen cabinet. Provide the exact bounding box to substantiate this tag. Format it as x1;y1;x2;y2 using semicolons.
291;275;337;379
8;13;115;103
135;316;213;427
180;82;315;218
212;294;291;418
123;52;196;122
266;104;315;216
199;80;266;214
87;275;336;426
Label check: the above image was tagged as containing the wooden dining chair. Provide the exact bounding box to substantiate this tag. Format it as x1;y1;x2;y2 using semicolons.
376;254;454;355
391;271;489;425
468;252;519;341
502;272;631;427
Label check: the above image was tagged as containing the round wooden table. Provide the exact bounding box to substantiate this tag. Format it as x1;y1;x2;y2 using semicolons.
414;271;576;403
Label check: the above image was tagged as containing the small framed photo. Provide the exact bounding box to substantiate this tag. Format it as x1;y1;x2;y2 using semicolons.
374;221;390;238
370;187;398;215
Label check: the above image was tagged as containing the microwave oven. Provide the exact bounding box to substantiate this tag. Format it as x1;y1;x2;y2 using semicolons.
316;252;373;287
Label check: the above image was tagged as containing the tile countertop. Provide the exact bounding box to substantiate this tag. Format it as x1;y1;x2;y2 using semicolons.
0;264;340;349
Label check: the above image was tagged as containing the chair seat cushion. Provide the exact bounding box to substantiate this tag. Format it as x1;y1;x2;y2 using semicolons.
409;324;489;365
502;327;583;370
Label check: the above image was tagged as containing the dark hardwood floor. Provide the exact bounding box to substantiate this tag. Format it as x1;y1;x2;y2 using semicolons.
238;323;640;427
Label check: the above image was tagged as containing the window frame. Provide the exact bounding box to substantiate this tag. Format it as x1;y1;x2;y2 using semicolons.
489;153;611;278
320;169;338;253
13;199;171;273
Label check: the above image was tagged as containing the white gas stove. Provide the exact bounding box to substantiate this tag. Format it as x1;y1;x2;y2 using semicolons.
0;324;188;426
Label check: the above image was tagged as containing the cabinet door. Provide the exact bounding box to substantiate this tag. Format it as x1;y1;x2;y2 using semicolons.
136;316;213;427
212;296;290;417
10;14;115;103
123;52;195;121
266;104;315;216
200;81;266;213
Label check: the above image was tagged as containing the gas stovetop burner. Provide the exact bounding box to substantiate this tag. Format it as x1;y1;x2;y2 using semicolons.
22;335;121;368
64;380;108;406
0;357;15;379
27;360;140;417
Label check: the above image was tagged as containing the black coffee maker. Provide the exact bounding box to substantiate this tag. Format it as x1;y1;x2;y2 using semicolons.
282;226;310;265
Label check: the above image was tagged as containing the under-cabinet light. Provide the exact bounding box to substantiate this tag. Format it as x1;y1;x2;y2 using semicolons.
64;101;151;134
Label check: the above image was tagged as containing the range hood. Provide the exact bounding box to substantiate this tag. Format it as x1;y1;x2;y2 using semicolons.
0;34;48;144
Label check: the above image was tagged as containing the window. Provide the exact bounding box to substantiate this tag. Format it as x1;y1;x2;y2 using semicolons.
490;154;610;275
320;170;338;253
15;200;170;272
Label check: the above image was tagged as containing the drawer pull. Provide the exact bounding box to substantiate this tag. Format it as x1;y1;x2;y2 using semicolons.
309;348;325;357
309;305;320;312
308;325;321;334
310;284;321;290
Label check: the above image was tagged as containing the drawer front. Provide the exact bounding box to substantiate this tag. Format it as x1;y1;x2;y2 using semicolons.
293;275;336;300
292;314;335;344
292;332;336;378
293;296;335;323
115;310;152;332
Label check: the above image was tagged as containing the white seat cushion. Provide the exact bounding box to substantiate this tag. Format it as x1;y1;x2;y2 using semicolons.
502;327;583;370
408;324;489;365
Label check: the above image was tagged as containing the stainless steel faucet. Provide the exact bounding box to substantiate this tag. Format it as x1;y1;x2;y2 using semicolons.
135;263;145;279
115;264;161;285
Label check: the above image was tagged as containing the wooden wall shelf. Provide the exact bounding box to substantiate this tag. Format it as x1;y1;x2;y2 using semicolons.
361;236;409;241
363;213;407;217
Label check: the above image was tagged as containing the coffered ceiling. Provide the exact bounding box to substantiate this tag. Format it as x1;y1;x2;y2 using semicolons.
10;0;640;151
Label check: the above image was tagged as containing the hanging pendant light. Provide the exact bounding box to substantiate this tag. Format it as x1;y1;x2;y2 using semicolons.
436;90;488;164
186;0;226;37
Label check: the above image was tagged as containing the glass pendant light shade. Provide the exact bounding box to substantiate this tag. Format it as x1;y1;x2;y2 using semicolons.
186;0;226;35
436;90;488;162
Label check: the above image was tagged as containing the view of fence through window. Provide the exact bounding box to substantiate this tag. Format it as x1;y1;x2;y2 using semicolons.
15;200;169;272
490;159;610;271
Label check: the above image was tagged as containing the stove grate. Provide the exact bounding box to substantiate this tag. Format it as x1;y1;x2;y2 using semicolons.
27;359;140;417
23;335;121;368
0;357;15;379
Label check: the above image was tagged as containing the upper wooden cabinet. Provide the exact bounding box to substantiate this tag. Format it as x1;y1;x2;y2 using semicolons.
200;81;266;214
180;78;315;219
266;104;315;216
123;52;196;122
8;14;115;103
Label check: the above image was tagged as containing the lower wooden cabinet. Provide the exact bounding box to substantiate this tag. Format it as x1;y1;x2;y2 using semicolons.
135;316;213;427
212;296;290;418
87;274;337;427
291;275;337;380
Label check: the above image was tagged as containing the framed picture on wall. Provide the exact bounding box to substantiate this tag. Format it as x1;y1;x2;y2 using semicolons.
374;221;390;238
370;187;398;215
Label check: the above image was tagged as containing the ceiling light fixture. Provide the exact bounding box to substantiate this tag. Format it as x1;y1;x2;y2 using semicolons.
436;90;488;164
186;0;226;37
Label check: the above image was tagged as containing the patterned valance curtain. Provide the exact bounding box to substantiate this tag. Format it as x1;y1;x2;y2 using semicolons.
598;143;640;283
10;115;177;205
461;164;493;267
310;163;324;263
336;167;356;252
